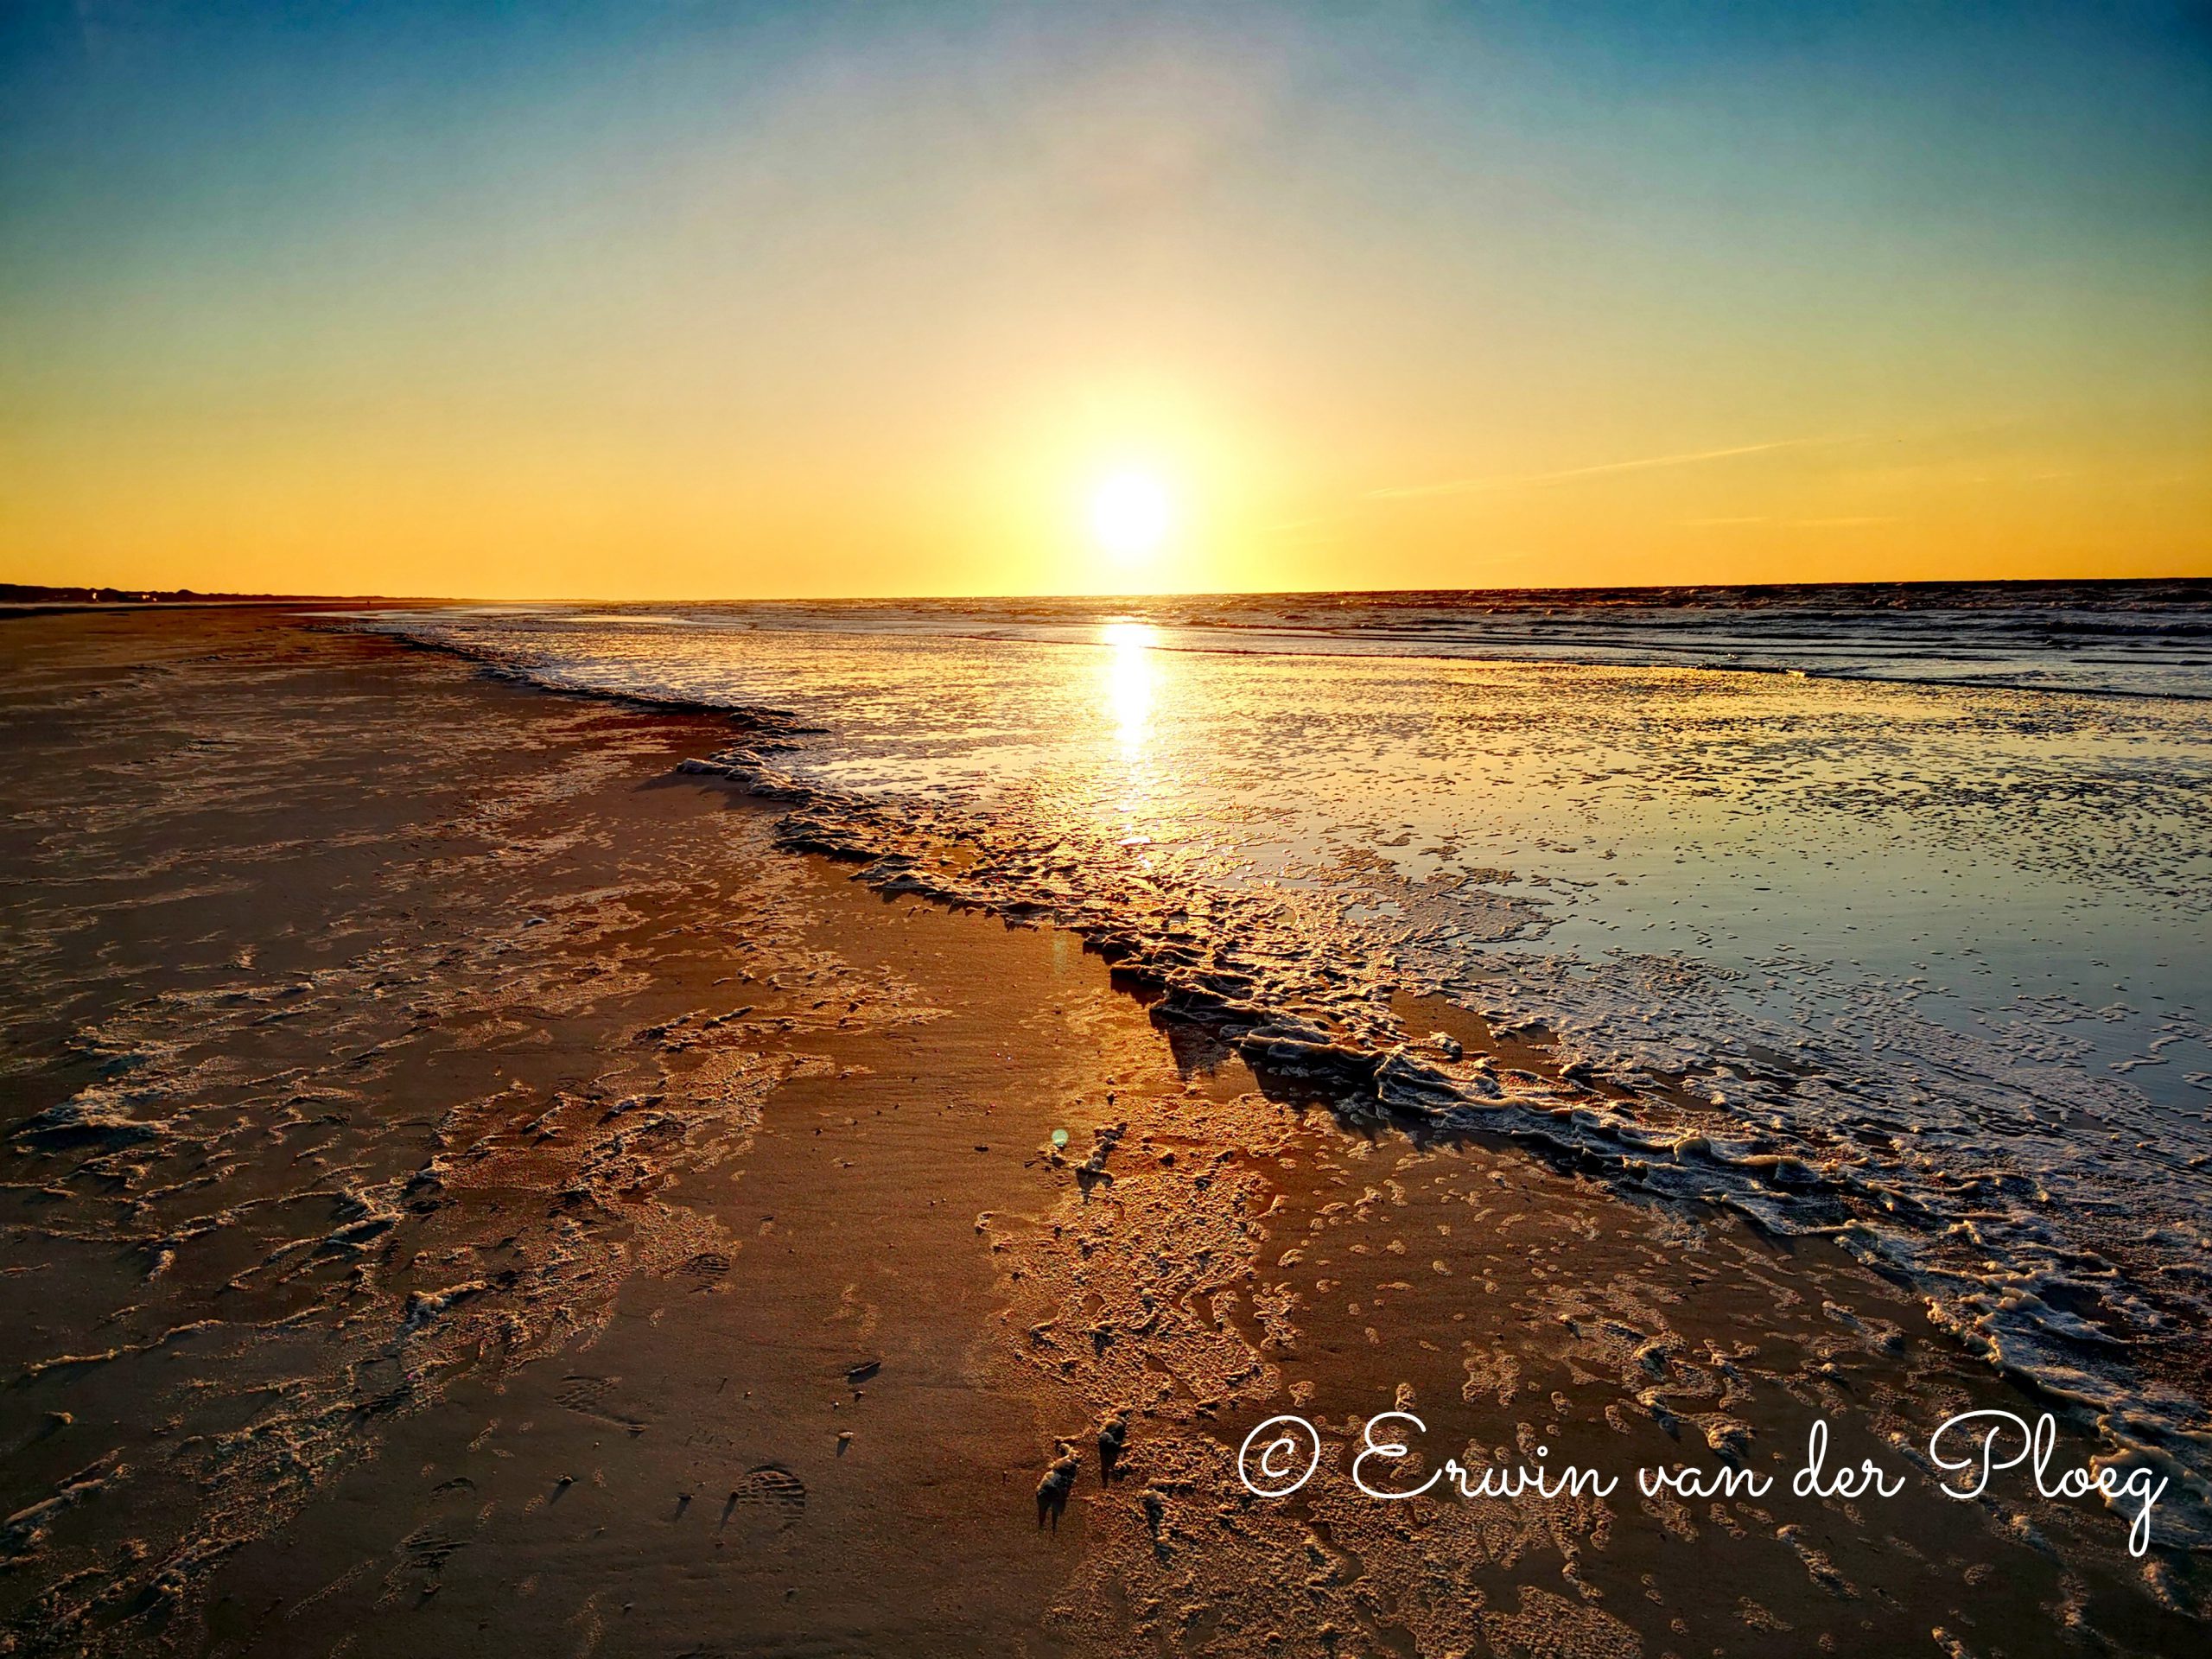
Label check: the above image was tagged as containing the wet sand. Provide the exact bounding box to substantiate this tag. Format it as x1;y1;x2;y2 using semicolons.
1;611;2202;1657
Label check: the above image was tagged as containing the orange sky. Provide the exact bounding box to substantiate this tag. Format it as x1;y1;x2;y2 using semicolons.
3;3;2207;598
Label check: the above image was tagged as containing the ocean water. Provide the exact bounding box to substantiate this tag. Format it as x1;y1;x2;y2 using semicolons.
364;581;2212;1529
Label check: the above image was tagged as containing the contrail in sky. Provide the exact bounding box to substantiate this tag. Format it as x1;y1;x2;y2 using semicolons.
1367;435;1868;499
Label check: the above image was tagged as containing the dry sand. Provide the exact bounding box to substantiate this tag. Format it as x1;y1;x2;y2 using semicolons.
1;611;2199;1656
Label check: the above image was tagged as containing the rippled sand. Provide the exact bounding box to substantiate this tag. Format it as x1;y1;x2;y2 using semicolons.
1;610;2204;1656
374;601;2212;1513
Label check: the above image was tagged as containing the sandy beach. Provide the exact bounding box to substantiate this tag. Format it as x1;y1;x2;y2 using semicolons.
9;0;2209;1649
0;607;2201;1657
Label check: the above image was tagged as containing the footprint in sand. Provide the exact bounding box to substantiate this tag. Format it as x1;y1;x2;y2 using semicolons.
718;1465;807;1532
669;1249;734;1289
829;1281;880;1340
374;1523;467;1608
372;1465;493;1606
553;1373;648;1433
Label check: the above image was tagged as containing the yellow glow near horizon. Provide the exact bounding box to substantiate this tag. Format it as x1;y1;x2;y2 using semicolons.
3;10;2208;598
1090;471;1173;563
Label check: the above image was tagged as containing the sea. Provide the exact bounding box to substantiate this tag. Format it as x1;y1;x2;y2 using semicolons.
363;579;2212;1530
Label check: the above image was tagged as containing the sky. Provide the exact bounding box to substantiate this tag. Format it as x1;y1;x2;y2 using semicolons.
2;0;2208;599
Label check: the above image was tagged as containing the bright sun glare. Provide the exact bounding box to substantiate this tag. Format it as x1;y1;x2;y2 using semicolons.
1089;470;1172;561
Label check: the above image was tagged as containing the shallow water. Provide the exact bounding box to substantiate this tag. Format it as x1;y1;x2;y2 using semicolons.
364;584;2212;1538
527;581;2212;700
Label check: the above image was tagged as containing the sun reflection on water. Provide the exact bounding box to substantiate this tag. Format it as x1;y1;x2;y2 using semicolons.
1099;620;1158;754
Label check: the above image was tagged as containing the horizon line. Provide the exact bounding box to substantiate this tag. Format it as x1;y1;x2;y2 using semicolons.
8;571;2212;612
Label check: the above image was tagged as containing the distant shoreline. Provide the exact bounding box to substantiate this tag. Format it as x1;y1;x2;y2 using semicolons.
0;591;429;617
5;575;2209;613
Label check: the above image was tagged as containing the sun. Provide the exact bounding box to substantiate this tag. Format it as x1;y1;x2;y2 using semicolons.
1089;470;1172;561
